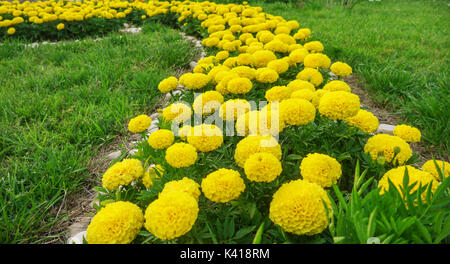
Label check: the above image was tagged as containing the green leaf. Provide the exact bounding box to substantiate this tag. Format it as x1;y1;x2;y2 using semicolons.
252;221;265;244
234;226;256;240
367;207;378;238
415;220;432;244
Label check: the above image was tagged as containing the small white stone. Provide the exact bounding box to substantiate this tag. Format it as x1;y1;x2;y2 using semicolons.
376;124;396;134
189;61;198;68
106;150;122;160
150;112;159;120
67;231;87;244
165;93;172;100
147;124;160;134
129;148;138;156
172;89;182;95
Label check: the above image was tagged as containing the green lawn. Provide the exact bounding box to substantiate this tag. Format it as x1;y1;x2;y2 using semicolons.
0;23;198;243
257;0;449;155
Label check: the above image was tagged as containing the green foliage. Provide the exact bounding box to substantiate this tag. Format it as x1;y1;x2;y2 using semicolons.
329;161;450;244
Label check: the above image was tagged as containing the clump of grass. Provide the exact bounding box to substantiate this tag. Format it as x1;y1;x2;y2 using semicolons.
0;23;198;243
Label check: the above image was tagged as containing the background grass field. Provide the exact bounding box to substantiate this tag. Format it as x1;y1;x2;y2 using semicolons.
0;23;198;243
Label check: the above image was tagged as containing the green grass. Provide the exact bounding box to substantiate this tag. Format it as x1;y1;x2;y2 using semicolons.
256;0;449;155
0;23;198;243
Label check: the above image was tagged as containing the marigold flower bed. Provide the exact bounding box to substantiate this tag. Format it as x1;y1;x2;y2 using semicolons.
3;0;448;244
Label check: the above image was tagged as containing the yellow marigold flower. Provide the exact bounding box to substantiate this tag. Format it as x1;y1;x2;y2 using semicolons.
162;103;192;123
378;166;438;196
257;30;275;43
286;79;315;96
393;124;421;143
230;65;256;80
215;50;229;61
279;98;316;126
296;67;323;87
223;56;239;68
142;165;164;189
148;129;174;149
183;73;211;90
264;39;289;53
159;177;201;201
303;53;330;69
102;159;144;191
236;109;285;136
289;48;309;64
207;65;230;84
239;32;253;43
267;59;289;74
323;80;351;92
269;179;331;236
201;168;246;203
236;53;254;66
234;135;282;167
318;91;360;120
300;153;342;188
219;99;251;121
297;28;312;40
7;27;15;35
216;71;239;86
289;43;304;53
274;25;291;35
158;76;178;93
144;191;198;240
311;89;330;108
128;114;152;133
291;89;314;101
251;50;277;68
187;124;223;152
193;91;224;115
255;67;279;83
244;152;282;182
179;72;192;87
165;142;198;168
287;20;300;30
304;41;324;53
344;109;379;133
227;77;253;94
56;23;64;30
422;160;449;181
86;201;144;244
265;85;289;102
293;31;306;41
364;134;413;165
275;33;296;45
330;62;352;77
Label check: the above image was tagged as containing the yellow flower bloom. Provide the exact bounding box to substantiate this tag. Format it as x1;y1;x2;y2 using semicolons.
318;91;360;120
422;160;449;181
147;129;174;149
300;153;342;188
159;177;201;201
364;134;413;165
244;152;282;182
86;201;144;244
393;124;421;143
201;168;246;203
144;191;198;240
165;142;198;168
102;159;144;191
128;114;152;133
269;179;331;236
